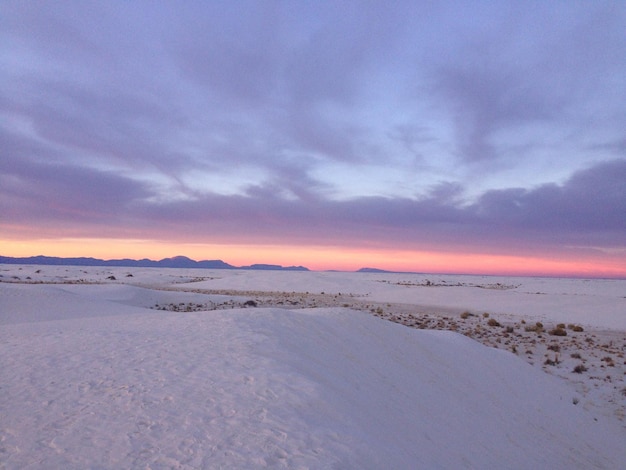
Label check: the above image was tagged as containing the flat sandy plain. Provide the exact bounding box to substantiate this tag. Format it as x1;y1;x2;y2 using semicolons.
1;264;625;469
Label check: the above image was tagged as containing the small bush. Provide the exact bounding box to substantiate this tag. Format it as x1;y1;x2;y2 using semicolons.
525;323;544;333
482;312;490;318
601;356;615;366
570;352;582;359
487;318;501;327
549;327;567;336
544;355;560;366
547;344;561;352
568;324;584;332
460;311;473;319
573;364;588;374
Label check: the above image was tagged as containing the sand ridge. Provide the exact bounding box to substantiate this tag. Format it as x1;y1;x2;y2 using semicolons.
146;285;626;425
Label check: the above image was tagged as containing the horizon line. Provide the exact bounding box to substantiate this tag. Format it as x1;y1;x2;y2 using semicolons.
2;254;625;281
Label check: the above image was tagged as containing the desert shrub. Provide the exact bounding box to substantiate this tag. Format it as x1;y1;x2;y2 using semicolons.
549;327;567;336
547;344;561;352
505;326;514;333
568;324;584;332
573;364;588;374
544;356;559;366
482;312;490;318
487;318;501;327
601;356;615;366
570;352;582;359
557;323;566;329
525;323;544;333
460;311;473;319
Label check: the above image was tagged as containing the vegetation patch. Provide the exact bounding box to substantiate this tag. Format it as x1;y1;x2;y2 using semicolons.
549;327;567;336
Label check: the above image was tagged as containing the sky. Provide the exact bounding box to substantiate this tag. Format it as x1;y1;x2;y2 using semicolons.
1;1;625;277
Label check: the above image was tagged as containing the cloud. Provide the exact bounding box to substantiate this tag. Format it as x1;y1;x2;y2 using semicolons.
141;159;625;254
426;2;626;166
4;2;624;187
8;153;622;256
0;155;152;225
472;159;626;233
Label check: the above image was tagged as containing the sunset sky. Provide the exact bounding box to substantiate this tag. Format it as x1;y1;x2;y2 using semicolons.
2;1;625;277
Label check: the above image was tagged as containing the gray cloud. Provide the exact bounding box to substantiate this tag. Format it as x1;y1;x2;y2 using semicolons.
0;156;153;235
426;2;626;165
471;159;626;234
7;153;621;257
176;159;624;252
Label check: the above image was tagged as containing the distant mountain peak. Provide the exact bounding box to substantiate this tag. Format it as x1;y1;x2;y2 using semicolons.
166;255;194;261
356;267;391;273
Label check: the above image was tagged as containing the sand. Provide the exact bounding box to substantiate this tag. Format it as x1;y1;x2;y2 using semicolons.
1;264;625;468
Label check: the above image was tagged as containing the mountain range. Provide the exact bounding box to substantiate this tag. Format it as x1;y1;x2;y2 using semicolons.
0;255;309;271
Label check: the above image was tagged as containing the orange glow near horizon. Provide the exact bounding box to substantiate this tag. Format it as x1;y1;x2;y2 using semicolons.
1;237;625;279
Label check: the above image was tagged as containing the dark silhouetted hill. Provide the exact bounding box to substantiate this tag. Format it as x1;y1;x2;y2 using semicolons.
0;255;308;271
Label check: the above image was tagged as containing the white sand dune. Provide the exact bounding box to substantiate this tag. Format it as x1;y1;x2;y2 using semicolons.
1;265;625;468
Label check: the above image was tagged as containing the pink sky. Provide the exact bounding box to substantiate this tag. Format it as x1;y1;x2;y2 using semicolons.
2;237;625;278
